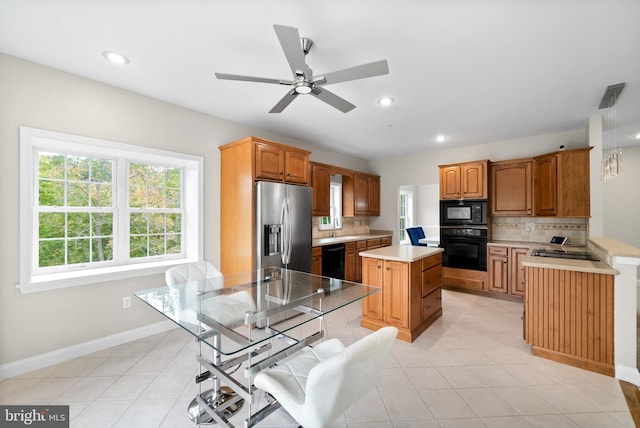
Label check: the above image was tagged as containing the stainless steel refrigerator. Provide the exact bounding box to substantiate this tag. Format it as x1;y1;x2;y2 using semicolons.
255;181;312;327
255;181;312;273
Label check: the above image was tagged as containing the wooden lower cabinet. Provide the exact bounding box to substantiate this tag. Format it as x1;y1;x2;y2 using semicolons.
524;266;615;376
345;242;357;281
361;253;442;342
312;247;322;276
442;267;486;292
487;246;527;298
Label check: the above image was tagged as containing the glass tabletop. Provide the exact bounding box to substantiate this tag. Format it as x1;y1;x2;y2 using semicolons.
134;266;379;355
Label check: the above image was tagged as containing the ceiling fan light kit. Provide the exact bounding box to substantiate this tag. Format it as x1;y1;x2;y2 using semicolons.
215;24;389;113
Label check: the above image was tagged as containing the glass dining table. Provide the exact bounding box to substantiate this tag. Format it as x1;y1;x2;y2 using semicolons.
134;266;379;427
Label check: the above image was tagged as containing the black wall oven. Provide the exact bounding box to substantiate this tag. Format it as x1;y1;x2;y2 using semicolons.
440;227;488;271
440;200;487;226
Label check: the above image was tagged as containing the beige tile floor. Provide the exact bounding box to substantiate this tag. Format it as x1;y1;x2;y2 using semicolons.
0;290;635;428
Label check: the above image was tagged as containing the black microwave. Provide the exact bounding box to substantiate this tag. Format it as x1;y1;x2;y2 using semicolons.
440;200;487;226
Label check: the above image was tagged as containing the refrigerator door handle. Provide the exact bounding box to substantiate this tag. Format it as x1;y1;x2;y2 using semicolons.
286;198;293;264
280;200;287;265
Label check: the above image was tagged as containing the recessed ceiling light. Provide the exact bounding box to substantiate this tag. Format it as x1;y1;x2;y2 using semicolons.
378;97;393;106
103;51;129;65
634;133;640;140
435;135;447;143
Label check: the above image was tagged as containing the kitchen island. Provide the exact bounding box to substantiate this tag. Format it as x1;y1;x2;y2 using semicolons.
359;245;444;342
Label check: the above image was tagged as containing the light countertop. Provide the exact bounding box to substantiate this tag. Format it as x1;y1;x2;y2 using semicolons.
312;231;392;247
521;245;618;275
359;245;443;263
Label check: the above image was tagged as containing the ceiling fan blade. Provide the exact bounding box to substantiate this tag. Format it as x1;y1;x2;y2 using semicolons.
269;89;298;113
215;72;292;85
316;60;389;86
310;87;356;113
273;24;309;79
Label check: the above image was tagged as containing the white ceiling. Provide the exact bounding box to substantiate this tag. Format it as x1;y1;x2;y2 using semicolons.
1;0;639;160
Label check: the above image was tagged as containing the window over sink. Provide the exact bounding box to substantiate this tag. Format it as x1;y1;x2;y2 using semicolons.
319;179;342;231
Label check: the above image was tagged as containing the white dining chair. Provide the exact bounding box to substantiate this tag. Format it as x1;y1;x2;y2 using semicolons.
253;326;398;428
165;261;256;326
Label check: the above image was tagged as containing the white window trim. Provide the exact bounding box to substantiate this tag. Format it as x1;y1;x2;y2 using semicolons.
18;127;204;293
399;189;414;244
318;182;343;230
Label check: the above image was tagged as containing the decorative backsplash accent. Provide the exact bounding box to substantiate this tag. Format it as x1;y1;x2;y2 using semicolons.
491;217;588;245
312;216;369;239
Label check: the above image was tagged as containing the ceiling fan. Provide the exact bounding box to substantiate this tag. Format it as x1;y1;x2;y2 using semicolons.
215;24;389;113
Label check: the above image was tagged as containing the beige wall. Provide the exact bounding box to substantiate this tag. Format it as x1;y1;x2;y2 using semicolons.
602;145;640;249
0;54;368;365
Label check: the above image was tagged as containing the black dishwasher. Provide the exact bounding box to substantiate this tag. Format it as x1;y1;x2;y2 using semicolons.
322;244;345;279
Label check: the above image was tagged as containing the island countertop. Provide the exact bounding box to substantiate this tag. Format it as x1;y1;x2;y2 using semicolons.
359;245;443;263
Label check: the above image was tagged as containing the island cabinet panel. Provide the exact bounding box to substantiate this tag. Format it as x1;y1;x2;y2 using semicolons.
524;267;614;376
361;257;383;320
383;261;410;329
361;252;442;342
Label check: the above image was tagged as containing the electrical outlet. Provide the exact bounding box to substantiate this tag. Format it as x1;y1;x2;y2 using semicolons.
525;222;535;232
122;296;131;309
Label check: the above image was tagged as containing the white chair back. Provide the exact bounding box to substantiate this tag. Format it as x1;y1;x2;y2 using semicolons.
254;326;398;428
165;260;222;287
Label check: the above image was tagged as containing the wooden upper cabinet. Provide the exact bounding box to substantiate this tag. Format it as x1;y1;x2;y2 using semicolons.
344;172;380;217
439;160;488;200
368;175;380;216
354;173;369;215
491;159;533;216
310;162;331;216
255;142;284;181
533;153;557;216
533;147;591;217
253;138;310;185
284;149;309;184
461;161;487;199
557;147;591;217
439;166;461;199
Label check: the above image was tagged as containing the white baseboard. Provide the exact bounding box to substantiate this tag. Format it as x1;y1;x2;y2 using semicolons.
616;364;640;387
0;321;176;380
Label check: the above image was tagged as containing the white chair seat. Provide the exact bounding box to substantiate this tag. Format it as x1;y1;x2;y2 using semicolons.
254;327;398;428
255;339;346;411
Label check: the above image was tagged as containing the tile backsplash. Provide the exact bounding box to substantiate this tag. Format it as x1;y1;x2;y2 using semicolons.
312;216;369;239
491;217;588;245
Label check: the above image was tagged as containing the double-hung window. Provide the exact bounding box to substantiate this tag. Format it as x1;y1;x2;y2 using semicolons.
318;181;343;231
19;127;203;293
399;190;413;242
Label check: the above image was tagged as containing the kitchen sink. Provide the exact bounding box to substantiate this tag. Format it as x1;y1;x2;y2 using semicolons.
531;248;600;261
